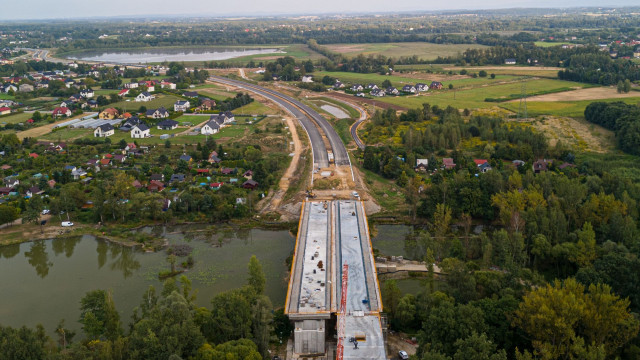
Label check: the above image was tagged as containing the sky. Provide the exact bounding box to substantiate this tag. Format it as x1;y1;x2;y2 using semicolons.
1;0;639;20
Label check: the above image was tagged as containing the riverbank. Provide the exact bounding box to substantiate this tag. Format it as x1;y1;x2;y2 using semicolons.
0;217;298;249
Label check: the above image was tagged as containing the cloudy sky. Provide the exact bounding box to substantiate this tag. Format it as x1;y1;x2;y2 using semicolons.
1;0;638;20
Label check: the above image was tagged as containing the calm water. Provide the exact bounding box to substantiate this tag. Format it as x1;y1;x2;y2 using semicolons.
371;224;413;258
0;226;293;334
67;47;283;63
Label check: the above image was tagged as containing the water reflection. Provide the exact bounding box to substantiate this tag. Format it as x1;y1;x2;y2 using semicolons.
24;241;53;278
97;241;107;269
0;243;20;259
109;249;140;279
51;237;81;258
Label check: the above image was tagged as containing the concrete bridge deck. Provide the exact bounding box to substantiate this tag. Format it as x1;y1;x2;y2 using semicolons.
286;200;386;359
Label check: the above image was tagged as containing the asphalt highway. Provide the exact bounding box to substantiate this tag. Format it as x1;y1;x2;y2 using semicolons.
209;76;351;168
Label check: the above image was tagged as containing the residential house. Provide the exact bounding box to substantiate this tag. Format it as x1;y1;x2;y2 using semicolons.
221;167;237;175
145;107;170;119
0;106;11;115
196;99;216;112
150;174;164;182
71;168;87;180
100;158;111;167
80;88;94;98
113;154;126;163
174;100;190;112
505;58;517;65
157;119;179;130
242;179;259;190
179;154;192;163
132;180;143;189
243;170;253;179
139;80;155;92
356;92;365;97
68;94;82;102
210;182;223;190
26;186;44;198
533;159;550;173
416;83;429;92
302;75;314;83
402;85;417;93
135;92;154;102
130;124;150;138
415;159;429;172
208;151;221;164
350;84;364;92
333;81;344;89
93;124;114;137
385;87;399;96
160;80;176;89
474;159;491;173
170;174;186;183
52;107;72;118
147;180;164;192
370;89;385;97
183;91;198;98
429;81;443;90
2;84;17;93
201;120;220;135
120;117;141;132
18;84;34;92
124;82;139;89
118;89;130;97
442;158;456;170
367;83;379;90
99;108;119;119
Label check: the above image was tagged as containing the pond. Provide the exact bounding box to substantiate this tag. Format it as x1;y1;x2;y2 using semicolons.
0;226;294;334
372;224;413;258
66;47;283;63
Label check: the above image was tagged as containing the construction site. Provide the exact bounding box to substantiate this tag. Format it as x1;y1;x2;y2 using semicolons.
285;200;387;360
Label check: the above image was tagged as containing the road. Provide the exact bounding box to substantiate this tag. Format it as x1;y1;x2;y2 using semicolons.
209;76;352;169
318;95;367;150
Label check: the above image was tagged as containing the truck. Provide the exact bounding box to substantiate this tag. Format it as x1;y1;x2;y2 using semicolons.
327;151;334;164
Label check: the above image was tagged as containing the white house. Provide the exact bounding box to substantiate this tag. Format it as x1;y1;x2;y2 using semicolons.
124;82;139;89
416;83;429;92
174;100;190;112
402;85;417;94
80;88;94;98
136;92;154;102
160;81;176;89
131;124;150;138
350;84;364;92
505;58;517;65
302;75;314;83
201;120;220;135
94;123;114;137
146;107;170;119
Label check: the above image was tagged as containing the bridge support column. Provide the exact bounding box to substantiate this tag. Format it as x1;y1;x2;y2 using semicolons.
293;319;326;355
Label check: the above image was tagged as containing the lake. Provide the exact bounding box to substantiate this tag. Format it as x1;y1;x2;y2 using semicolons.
372;224;413;258
0;226;294;334
66;47;283;63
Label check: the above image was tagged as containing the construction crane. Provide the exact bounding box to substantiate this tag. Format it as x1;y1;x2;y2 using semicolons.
336;263;349;360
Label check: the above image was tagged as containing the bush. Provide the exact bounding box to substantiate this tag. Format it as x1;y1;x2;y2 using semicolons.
479;70;487;77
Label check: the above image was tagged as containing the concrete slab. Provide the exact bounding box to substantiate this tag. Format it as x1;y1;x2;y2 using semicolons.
343;315;386;360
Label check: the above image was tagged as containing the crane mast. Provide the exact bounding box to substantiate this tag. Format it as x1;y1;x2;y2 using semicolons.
336;263;349;360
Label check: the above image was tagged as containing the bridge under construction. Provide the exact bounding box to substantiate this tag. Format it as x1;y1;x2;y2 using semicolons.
285;200;386;360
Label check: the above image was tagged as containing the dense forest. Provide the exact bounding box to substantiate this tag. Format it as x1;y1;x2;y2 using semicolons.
584;102;640;155
358;103;640;359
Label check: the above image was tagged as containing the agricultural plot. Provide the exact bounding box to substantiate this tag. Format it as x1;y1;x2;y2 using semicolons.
0;112;33;125
324;42;488;60
500;97;640;118
107;94;183;112
377;78;589;112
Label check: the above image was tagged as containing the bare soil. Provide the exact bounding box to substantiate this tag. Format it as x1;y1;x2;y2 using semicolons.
512;86;640;102
17;114;87;140
387;332;418;359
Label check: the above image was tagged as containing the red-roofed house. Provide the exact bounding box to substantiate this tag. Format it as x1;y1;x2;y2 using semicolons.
29;153;39;158
53;107;72;118
210;182;224;190
148;180;164;192
442;158;456;170
196;169;210;174
118;89;130;96
0;107;11;115
473;159;488;166
100;158;111;166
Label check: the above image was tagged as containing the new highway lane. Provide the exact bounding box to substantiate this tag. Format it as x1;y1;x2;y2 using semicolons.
209;76;351;168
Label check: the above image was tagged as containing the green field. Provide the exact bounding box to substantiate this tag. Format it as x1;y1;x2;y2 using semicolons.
534;41;571;48
500;97;640;118
174;115;210;125
378;78;589;111
233;100;277;115
0;112;33;125
0;93;15;100
317;71;518;89
324;42;488;60
106;94;182;112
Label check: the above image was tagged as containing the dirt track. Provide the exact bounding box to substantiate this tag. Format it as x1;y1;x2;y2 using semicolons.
510;86;640;102
16;114;88;140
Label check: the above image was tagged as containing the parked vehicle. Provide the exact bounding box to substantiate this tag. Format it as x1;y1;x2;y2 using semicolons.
352;191;360;199
399;350;409;360
41;209;50;215
61;221;74;227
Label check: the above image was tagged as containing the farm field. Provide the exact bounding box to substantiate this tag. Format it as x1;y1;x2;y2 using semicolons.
106;94;182;112
174;114;210;125
317;71;519;89
324;42;488;60
234;100;278;115
0;112;33;125
377;78;589;111
534;41;571;47
500;97;640;118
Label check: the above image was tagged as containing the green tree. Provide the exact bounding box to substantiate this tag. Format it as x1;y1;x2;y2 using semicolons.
382;79;392;88
196;339;261;360
382;280;402;319
79;290;122;341
204;289;253;344
247;255;266;295
513;278;639;359
453;332;507;360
